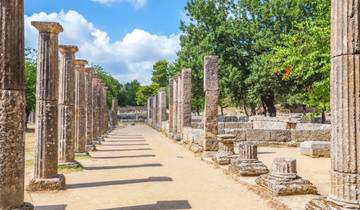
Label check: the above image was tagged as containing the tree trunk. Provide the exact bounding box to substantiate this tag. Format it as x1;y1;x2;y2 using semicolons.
261;94;276;117
220;106;224;116
321;110;326;124
243;104;249;117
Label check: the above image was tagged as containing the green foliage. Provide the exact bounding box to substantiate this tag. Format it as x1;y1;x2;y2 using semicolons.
152;60;173;87
135;83;160;106
25;48;37;118
124;80;141;106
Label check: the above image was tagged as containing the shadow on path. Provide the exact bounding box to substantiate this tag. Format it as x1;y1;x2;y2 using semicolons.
35;205;67;210
100;200;191;210
84;163;163;170
104;140;147;143
93;155;156;159
67;177;173;189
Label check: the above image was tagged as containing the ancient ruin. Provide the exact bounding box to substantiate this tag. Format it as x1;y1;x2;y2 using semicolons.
84;67;96;151
229;142;269;176
203;56;219;151
27;21;65;191
0;0;33;208
256;158;317;196
74;59;88;154
213;134;236;165
58;45;79;167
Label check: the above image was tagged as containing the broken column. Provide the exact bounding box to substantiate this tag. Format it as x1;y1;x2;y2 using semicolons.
213;134;236;165
229;142;269;176
58;45;79;167
27;21;65;191
74;59;88;155
203;56;219;151
256;158;317;196
181;68;192;129
306;0;360;208
84;67;95;151
168;78;174;133
0;0;33;208
111;98;118;129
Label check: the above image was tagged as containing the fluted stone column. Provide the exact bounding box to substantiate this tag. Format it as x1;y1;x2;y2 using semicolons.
0;0;33;208
307;1;360;209
84;68;96;151
92;78;100;144
172;78;178;137
74;59;87;154
152;95;158;127
103;86;109;133
176;74;182;138
169;78;174;132
181;68;192;129
98;83;105;138
147;98;151;124
58;45;78;166
203;56;219;151
27;21;65;191
158;88;167;129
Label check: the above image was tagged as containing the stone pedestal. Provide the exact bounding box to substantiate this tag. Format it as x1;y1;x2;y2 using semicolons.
213;134;235;165
203;56;219;151
229;142;268;176
27;21;65;192
58;45;78;166
300;141;330;158
256;158;317;196
74;59;88;154
306;0;360;208
0;1;34;208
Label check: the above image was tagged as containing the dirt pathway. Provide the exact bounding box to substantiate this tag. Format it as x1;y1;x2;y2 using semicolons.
25;124;272;210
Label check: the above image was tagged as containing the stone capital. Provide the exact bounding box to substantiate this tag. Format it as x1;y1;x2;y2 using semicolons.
59;45;78;54
31;21;63;34
74;59;88;68
84;67;93;74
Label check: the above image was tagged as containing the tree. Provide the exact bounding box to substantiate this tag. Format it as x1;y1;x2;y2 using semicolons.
24;48;37;126
135;83;160;106
124;80;141;106
152;60;172;87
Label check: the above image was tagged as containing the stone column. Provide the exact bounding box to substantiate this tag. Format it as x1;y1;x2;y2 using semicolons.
172;78;178;137
84;67;95;151
203;56;219;151
97;82;103;137
0;0;33;208
58;45;78;166
169;78;174;133
27;21;65;191
92;78;100;144
111;98;118;129
103;86;109;133
181;68;192;129
147;98;151;124
74;59;87;154
152;95;158;127
307;1;360;209
158;88;167;129
176;74;182;138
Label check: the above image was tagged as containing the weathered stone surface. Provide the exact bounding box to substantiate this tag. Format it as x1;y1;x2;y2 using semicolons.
246;129;271;142
269;130;291;142
168;78;174;133
29;21;64;192
0;1;32;208
213;134;235;165
181;69;192;128
229;142;268;176
203;56;219;151
0;91;27;208
27;174;65;191
74;59;87;153
158;88;167;127
291;129;330;142
111;98;118;129
58;45;77;164
176;75;182;136
84;68;94;149
92;78;100;143
300;141;330;158
256;158;317;196
172;78;178;136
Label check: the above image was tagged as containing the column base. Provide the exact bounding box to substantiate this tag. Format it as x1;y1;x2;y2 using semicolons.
306;197;360;210
255;174;318;196
86;144;97;152
229;160;269;176
13;202;34;210
203;140;218;151
58;161;82;168
212;153;236;165
26;174;65;192
75;152;89;157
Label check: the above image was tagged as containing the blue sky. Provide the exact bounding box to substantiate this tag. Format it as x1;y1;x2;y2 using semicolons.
24;0;188;84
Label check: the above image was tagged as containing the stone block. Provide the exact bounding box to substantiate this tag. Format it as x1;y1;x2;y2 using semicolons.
270;130;291;142
246;130;270;142
27;174;65;191
291;129;330;142
300;141;330;158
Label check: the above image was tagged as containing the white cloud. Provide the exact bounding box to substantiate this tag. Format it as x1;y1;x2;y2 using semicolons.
91;0;147;9
25;10;180;85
